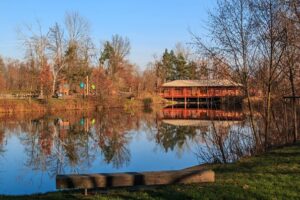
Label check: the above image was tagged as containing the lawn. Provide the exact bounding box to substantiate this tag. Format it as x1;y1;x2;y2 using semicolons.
1;142;300;200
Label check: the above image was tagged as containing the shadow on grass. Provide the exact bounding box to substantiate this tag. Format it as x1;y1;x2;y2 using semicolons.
110;184;268;200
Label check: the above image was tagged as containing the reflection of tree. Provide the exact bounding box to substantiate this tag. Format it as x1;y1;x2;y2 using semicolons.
156;123;198;152
0;105;297;184
21;119;51;172
4;109;142;176
98;133;130;168
62;123;91;168
0;128;5;155
94;109;133;169
19;114;96;177
196;122;255;163
0;129;4;187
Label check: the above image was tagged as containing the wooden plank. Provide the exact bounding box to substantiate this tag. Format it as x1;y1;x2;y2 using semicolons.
56;168;214;189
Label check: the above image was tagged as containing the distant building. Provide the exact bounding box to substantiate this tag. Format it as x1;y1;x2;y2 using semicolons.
58;81;70;96
160;79;243;101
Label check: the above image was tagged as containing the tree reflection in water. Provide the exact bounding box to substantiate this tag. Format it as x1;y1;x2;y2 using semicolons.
195;121;255;163
94;109;133;168
0;102;297;180
157;104;253;163
156;124;198;152
0;127;4;156
16;110;137;176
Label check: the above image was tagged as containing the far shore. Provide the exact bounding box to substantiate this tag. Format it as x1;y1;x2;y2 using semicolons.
0;95;167;113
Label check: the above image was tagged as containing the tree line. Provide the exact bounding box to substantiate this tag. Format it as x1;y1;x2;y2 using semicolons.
0;12;140;99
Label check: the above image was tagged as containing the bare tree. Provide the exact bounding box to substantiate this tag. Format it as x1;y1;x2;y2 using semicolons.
110;34;131;61
99;34;131;78
252;0;287;149
281;1;300;142
174;42;191;60
48;23;66;95
191;0;260;149
20;21;49;97
63;12;94;92
65;12;90;45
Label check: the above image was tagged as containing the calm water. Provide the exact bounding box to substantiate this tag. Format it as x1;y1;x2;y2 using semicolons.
0;105;251;195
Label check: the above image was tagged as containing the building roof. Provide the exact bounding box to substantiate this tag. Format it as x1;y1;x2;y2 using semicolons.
161;79;243;87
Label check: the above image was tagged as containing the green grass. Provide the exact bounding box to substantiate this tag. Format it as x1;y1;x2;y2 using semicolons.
1;143;300;200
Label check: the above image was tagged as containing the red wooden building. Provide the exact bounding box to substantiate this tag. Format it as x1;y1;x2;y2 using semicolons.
160;79;243;101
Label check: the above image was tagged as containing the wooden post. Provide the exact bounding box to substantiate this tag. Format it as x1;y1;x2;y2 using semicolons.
183;88;187;106
86;76;89;96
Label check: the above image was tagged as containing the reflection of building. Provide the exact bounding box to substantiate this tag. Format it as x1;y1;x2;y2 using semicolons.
58;119;70;128
57;119;70;140
160;79;243;101
160;106;244;128
158;106;246;151
162;107;243;121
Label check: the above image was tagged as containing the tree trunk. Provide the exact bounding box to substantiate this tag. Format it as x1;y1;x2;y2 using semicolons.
52;74;57;96
288;64;298;142
245;85;260;150
264;84;272;150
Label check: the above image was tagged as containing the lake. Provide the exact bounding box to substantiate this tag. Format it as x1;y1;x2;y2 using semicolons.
0;105;253;195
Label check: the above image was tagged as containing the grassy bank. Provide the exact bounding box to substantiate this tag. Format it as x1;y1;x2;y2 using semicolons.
0;98;123;113
0;94;167;113
0;99;45;113
0;98;99;113
1;142;299;200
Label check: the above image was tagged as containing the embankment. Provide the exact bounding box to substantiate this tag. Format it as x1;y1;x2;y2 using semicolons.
0;95;166;113
0;98;98;113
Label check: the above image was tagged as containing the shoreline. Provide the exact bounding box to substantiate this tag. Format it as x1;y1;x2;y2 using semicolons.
0;98;137;113
0;95;168;113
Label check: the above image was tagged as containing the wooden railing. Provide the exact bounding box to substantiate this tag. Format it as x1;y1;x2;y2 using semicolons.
162;108;244;121
160;87;242;99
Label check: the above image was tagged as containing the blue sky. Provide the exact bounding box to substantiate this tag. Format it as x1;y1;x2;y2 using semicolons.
0;0;216;69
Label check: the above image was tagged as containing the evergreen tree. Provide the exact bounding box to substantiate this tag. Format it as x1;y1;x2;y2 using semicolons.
157;49;197;82
187;61;197;80
175;53;188;79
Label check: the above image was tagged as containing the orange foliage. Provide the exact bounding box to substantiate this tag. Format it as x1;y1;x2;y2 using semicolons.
39;61;53;97
91;67;115;97
0;74;5;91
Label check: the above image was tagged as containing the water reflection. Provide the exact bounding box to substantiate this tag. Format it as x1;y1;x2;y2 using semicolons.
16;111;137;177
0;103;296;195
157;104;253;163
